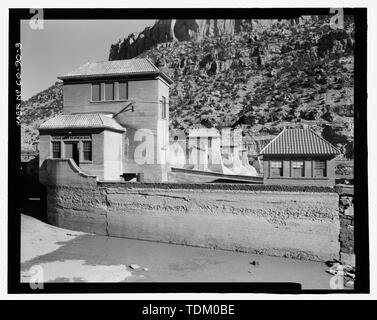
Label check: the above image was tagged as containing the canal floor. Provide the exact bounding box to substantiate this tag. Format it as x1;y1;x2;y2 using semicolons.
21;214;334;289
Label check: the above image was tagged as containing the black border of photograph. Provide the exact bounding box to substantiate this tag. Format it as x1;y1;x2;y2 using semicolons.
8;7;368;294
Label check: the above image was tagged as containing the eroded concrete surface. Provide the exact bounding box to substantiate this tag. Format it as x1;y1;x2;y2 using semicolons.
47;185;340;261
21;214;335;289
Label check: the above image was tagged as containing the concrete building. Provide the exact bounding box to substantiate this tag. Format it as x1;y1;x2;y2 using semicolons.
39;113;125;181
187;128;223;172
220;127;258;176
38;58;173;182
168;127;258;176
260;128;339;186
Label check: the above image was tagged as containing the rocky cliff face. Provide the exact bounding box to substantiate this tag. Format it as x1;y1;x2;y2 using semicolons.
110;20;242;60
109;18;313;61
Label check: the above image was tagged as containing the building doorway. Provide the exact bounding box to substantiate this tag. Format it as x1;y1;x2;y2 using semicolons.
65;142;80;166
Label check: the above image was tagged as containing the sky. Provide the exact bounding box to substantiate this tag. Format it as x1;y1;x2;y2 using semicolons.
20;19;156;100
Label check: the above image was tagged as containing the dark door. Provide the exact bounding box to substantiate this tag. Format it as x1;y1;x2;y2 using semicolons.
65;142;79;166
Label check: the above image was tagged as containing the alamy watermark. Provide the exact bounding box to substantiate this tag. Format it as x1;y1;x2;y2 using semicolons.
29;9;44;30
28;265;44;290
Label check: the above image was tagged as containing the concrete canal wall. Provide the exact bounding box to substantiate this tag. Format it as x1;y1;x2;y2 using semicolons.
41;159;342;262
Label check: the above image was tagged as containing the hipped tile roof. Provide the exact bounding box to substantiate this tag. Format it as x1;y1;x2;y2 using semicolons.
260;128;339;156
58;58;173;83
39;113;125;132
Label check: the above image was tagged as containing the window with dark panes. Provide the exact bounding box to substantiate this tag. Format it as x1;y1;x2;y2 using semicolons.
314;160;327;177
292;160;304;177
119;82;128;100
270;160;283;177
92;83;101;101
161;96;167;119
83;141;92;161
52;142;61;158
105;82;114;101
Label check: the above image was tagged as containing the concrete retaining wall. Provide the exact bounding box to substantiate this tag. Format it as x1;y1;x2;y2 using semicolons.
338;187;355;266
43;160;341;262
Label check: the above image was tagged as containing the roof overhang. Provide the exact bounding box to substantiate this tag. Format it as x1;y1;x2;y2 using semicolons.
58;71;173;85
39;126;125;134
259;128;340;156
259;153;338;157
39;114;126;133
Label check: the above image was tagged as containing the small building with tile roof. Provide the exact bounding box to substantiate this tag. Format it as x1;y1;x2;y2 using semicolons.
39;58;173;182
259;128;339;186
39;114;125;181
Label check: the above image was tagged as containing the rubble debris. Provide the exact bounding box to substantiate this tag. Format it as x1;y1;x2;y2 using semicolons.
345;280;354;289
327;264;345;276
325;259;341;267
325;260;356;289
344;206;354;216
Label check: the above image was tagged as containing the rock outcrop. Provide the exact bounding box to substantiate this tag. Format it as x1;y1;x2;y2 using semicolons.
109;18;316;61
21;82;63;152
110;19;241;60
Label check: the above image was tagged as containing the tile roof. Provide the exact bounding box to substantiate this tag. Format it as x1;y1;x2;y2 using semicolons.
260;128;339;156
58;58;173;83
39;113;125;132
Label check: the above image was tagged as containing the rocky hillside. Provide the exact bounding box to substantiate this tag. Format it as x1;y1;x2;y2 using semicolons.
22;17;354;158
21;82;63;152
